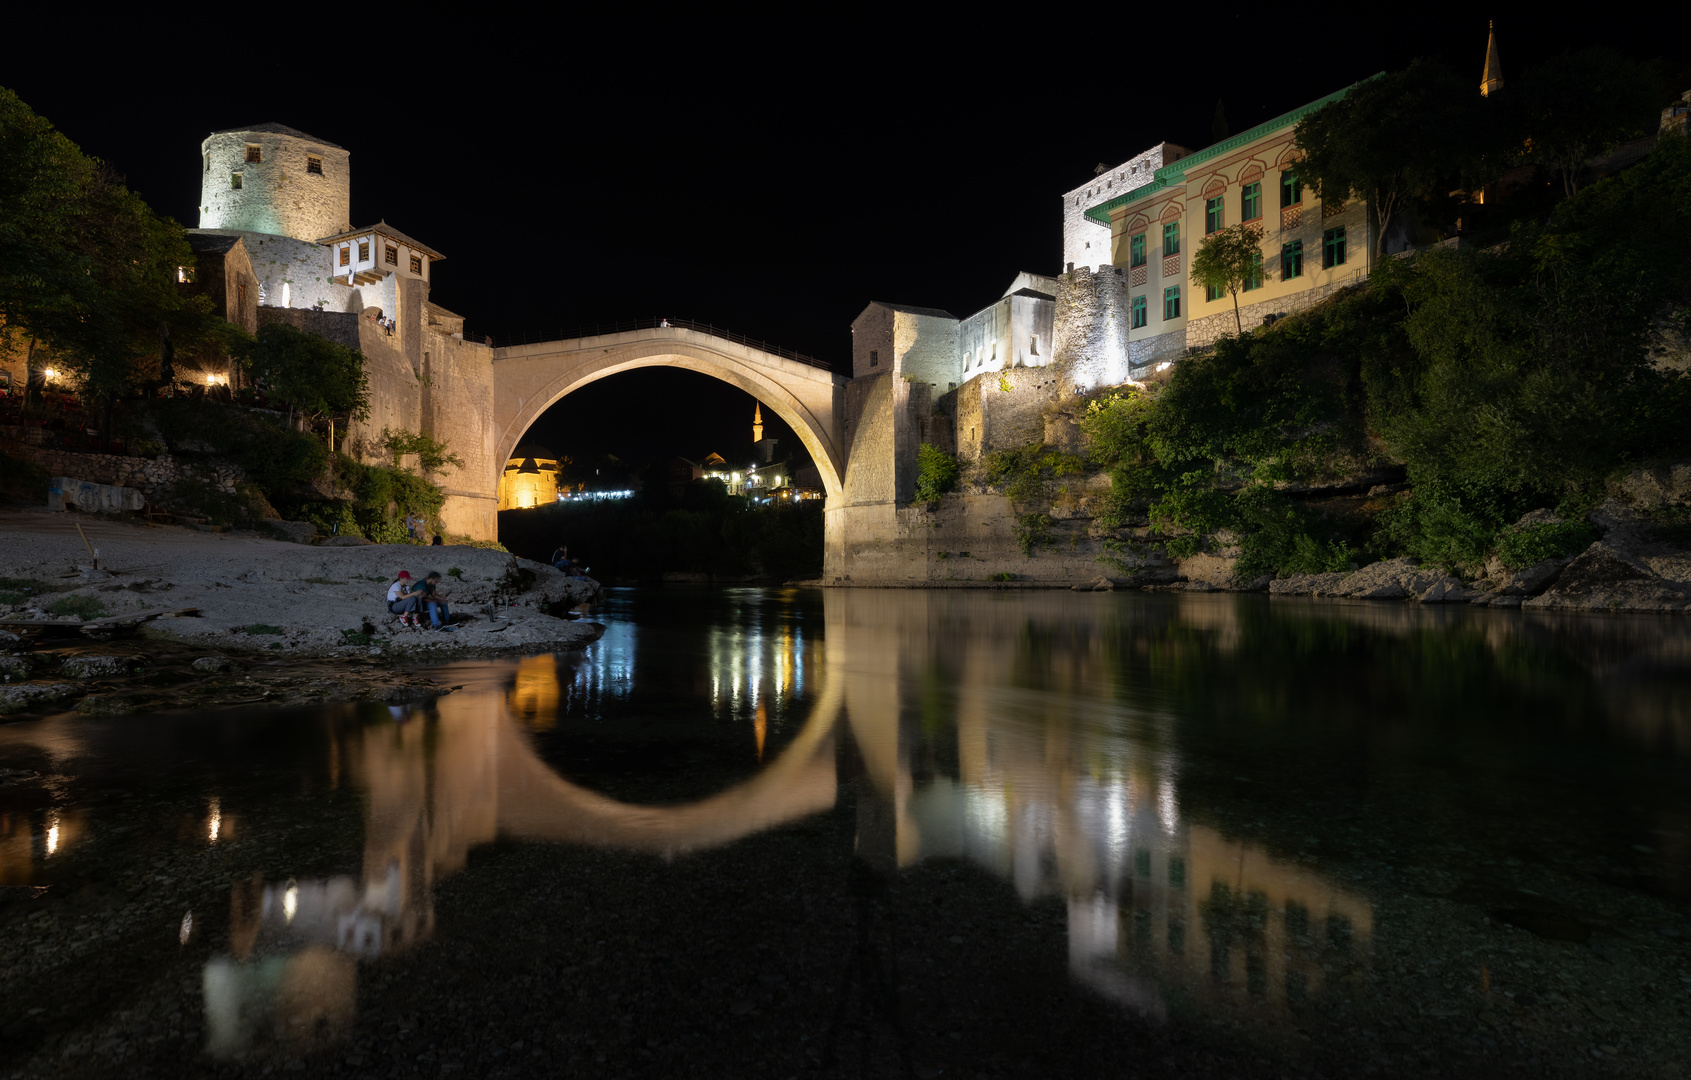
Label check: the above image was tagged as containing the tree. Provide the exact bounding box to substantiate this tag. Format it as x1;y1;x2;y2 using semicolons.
243;323;369;434
1191;223;1263;334
1515;49;1662;198
1294;61;1479;257
0;88;215;405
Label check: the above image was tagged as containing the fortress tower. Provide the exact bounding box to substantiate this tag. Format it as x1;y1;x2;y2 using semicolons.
198;123;350;241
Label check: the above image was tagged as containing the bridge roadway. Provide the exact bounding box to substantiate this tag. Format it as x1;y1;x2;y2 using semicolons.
491;325;850;499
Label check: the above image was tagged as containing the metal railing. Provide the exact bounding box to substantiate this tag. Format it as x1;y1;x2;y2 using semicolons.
486;317;837;372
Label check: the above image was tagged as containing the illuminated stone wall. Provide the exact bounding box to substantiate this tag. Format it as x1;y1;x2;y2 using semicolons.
1061;144;1189;274
1054;266;1131;390
199;128;350;243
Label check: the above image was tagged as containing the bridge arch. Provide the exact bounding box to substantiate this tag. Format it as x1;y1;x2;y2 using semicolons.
491;326;847;501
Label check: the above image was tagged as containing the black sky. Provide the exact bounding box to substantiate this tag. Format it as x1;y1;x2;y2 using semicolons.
7;10;1685;464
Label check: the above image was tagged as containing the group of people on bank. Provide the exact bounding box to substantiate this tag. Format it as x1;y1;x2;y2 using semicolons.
385;571;454;631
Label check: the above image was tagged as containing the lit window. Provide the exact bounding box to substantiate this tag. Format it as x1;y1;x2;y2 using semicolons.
1130;233;1146;268
1162;221;1180;256
1163;286;1181;320
1131;295;1147;329
1323;227;1346;269
410;255;422;274
357;241;369;262
307;155;323;175
339;246;350;267
245;145;262;163
230;173;242;190
1205;196;1224;234
1243;250;1264;291
1281;240;1303;280
1281;172;1302;208
1241;181;1261;222
385;245;399;266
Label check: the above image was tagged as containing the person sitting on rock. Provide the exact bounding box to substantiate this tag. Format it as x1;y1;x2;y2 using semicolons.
386;571;422;626
416;571;454;631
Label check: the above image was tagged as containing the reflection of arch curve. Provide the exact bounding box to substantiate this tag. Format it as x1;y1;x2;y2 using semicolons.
492;327;848;500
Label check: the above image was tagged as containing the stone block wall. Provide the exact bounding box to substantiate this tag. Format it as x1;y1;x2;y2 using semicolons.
199;129;350;244
894;310;960;391
4;442;242;503
1054;266;1132;391
1182;275;1362;351
1061;143;1190;273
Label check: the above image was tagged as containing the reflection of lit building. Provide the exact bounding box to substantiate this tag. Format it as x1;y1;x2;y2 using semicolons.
496;443;564;509
506;654;562;731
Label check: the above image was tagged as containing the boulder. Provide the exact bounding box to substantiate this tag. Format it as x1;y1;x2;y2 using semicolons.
0;656;33;681
0;630;19;646
1500;557;1573;596
1268;572;1349;597
0;684;78;715
1418;576;1474;603
1524;542;1691;612
77;694;135;715
261;521;319;545
1612;463;1691;510
1070;576;1115;592
1177;552;1271;592
60;655;134;679
192;657;235;674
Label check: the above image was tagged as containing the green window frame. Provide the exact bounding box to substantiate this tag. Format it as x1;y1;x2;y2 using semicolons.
1241;181;1261;222
1281;172;1302;208
1130;233;1147;267
1281;240;1303;280
1130;295;1147;329
1163;221;1180;256
1206;282;1225;301
1323;226;1346;269
1164;286;1181;320
1243;250;1264;291
1204;196;1223;234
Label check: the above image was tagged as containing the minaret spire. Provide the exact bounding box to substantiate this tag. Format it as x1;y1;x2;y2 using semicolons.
752;402;764;444
1480;20;1503;97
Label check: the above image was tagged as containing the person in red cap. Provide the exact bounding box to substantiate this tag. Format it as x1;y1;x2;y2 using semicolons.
386;570;422;626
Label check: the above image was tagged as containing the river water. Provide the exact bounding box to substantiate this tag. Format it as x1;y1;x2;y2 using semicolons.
2;588;1688;1078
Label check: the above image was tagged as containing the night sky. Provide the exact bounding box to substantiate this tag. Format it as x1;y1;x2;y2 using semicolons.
6;13;1684;468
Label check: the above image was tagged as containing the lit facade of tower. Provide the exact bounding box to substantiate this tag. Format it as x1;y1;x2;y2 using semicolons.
198;123;350;242
752;402;764;444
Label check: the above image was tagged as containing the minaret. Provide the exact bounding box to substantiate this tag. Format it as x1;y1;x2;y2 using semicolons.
752;402;764;444
1480;21;1503;97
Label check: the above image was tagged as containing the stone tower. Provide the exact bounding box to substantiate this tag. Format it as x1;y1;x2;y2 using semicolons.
198;123;350;242
752;402;764;443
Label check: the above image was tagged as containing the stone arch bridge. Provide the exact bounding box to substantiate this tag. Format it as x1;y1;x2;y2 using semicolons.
490;324;849;501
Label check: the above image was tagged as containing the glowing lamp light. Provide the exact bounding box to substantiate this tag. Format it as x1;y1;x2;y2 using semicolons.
43;368;57;381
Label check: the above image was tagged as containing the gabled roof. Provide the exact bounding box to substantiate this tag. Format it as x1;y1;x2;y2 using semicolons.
316;220;445;260
859;301;956;320
210;122;343;149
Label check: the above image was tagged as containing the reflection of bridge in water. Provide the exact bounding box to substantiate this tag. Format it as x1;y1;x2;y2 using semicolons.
207;591;1373;1054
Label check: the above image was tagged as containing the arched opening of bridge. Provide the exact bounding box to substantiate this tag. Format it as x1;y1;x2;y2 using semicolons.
495;366;826;582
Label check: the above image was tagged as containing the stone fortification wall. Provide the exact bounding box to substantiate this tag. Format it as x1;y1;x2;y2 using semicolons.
3;442;242;502
423;331;498;540
851;304;894;379
257;306;361;350
894;310;960;391
199;129;350;243
958;299;1009;379
1054;266;1132;391
841;373;896;508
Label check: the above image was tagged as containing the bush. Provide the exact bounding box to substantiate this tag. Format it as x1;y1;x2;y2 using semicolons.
1013;512;1055;557
913;444;958;507
0;451;49;507
48;595;105;619
1496;520;1599;569
983;445;1085;505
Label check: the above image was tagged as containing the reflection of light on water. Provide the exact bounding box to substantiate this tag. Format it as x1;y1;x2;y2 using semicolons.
754;701;767;762
507;655;562;731
45;812;60;856
180;910;194;945
208;798;222;844
283;882;298;923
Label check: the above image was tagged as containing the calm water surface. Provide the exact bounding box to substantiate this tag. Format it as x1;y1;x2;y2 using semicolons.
2;589;1689;1078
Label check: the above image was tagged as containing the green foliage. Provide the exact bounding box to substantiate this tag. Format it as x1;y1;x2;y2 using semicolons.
242;323;370;423
243;624;284;635
146;399;328;498
0;450;49;507
446;567;464;579
1516;49;1662;198
997;374;1013;393
1229;486;1358;577
340;628;372;646
987;571;1016;582
1013;512;1055;557
381;428;465;474
0;88;218;401
47;595;105;619
1371;484;1505;571
0;576;52;605
1191;223;1265;333
983;444;1086;505
1294;60;1483;256
1495;521;1599;569
913;444;959;507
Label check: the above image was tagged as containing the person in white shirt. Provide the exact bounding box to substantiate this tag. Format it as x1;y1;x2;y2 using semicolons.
386;571;422;626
